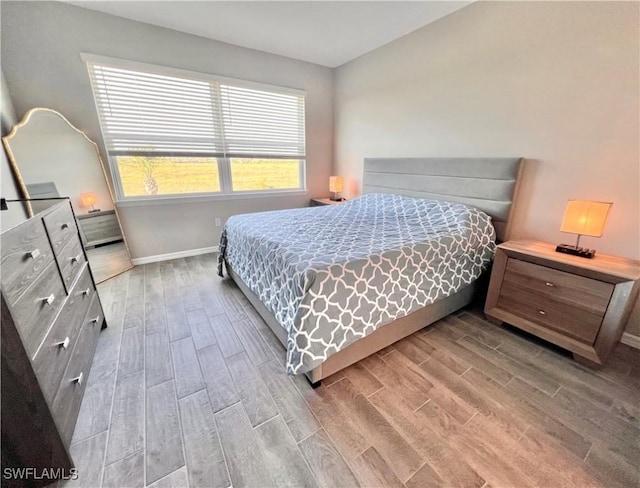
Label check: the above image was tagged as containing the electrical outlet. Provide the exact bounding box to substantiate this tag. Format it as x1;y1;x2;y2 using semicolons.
215;218;221;227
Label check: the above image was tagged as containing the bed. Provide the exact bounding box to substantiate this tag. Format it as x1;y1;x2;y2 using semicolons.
219;157;523;385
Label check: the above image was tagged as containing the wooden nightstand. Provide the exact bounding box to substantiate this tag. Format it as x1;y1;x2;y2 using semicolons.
484;240;640;367
76;210;123;248
310;198;347;207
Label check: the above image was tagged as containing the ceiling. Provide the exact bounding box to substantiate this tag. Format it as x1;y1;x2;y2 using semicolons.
67;1;472;68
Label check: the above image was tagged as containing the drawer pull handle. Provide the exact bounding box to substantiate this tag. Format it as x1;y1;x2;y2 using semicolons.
61;222;70;230
56;337;71;349
82;288;91;297
544;282;555;287
71;254;82;264
26;249;41;259
90;315;101;325
72;372;84;386
42;294;56;305
538;310;547;316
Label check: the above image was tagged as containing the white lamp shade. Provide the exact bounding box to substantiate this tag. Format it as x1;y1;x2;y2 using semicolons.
560;200;612;237
329;176;343;193
80;192;97;207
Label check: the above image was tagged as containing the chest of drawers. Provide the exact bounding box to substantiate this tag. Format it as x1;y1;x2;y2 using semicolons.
484;240;640;367
1;201;106;486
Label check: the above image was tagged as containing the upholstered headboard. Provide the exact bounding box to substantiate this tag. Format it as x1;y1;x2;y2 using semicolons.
362;157;523;242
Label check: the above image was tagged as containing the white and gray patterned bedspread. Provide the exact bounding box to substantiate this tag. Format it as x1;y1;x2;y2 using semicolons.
218;193;496;375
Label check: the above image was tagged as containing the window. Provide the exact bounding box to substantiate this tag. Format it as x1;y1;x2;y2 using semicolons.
83;56;306;200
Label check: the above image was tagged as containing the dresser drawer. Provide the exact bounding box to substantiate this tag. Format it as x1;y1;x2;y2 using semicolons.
503;258;614;316
1;217;54;306
57;235;86;291
497;283;603;344
74;263;98;302
32;265;95;405
10;260;66;357
50;294;103;446
43;203;77;255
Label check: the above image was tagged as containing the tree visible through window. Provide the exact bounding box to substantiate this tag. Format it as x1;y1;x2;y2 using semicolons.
116;156;221;196
84;56;306;199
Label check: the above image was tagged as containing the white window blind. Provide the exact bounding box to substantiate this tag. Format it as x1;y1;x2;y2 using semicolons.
86;61;306;160
220;85;305;158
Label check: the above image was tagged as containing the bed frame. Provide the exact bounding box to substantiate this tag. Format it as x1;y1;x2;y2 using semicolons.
227;157;524;385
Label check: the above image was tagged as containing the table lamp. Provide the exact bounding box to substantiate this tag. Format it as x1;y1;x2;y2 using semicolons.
329;176;344;202
81;192;100;213
556;199;612;258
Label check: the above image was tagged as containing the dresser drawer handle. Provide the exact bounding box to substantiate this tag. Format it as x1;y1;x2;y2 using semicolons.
71;372;84;386
61;222;71;230
26;249;41;259
42;294;56;305
538;310;547;316
71;254;82;264
55;337;71;349
544;282;555;287
90;315;101;325
82;288;92;297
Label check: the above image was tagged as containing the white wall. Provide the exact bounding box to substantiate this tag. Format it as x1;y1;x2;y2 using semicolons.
335;1;639;261
1;1;333;259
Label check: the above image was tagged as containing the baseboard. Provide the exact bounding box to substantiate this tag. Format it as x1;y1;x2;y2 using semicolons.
621;332;640;350
131;246;218;265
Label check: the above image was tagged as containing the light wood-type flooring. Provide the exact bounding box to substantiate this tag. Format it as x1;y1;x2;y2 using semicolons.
64;254;640;488
86;241;133;284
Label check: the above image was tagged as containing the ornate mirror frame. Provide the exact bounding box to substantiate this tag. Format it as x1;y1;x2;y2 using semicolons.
2;107;134;282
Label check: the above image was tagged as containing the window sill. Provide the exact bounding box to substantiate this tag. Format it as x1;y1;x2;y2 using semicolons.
114;189;308;208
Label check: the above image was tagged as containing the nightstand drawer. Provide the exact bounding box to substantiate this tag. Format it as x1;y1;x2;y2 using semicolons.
485;240;640;367
498;283;603;344
503;258;614;316
77;210;123;247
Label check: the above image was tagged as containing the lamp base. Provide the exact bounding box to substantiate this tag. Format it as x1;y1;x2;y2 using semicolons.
329;197;345;202
555;243;596;259
88;208;101;214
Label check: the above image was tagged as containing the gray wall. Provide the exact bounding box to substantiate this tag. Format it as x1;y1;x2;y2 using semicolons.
1;1;334;259
1;69;28;231
335;1;639;261
3;1;639;339
333;0;640;337
5;112;115;215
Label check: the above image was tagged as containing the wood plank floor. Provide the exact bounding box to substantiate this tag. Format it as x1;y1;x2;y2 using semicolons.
86;242;133;284
64;254;640;488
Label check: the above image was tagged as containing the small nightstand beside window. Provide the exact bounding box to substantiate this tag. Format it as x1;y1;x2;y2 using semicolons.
76;209;123;247
484;240;640;367
310;198;347;207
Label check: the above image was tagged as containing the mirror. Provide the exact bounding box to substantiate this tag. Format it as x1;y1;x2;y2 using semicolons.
2;108;133;282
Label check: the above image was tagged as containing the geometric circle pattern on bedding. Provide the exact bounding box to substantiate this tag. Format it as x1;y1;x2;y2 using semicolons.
219;193;496;375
